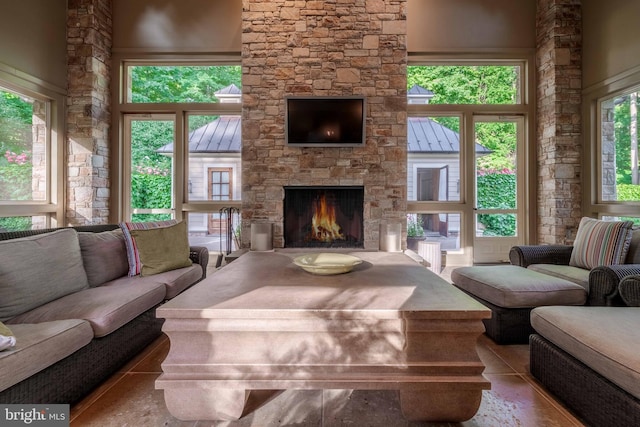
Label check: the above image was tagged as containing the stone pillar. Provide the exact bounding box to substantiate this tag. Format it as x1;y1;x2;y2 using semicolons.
241;0;407;250
536;0;582;244
66;0;112;225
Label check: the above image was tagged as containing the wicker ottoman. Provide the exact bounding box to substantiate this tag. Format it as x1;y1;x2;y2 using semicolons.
451;265;587;344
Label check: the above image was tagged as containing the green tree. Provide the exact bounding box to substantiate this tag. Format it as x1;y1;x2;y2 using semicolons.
130;65;241;103
407;65;519;171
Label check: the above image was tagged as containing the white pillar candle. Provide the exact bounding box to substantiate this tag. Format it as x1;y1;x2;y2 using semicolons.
379;223;401;252
251;223;273;251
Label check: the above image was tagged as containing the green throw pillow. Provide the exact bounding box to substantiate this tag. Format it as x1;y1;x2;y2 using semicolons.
129;221;192;276
0;321;16;351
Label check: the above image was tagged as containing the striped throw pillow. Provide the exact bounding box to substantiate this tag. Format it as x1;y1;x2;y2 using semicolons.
119;220;178;276
569;217;634;270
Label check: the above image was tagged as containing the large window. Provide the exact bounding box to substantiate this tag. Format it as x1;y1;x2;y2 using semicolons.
0;78;63;231
600;87;640;204
116;61;241;251
406;60;532;265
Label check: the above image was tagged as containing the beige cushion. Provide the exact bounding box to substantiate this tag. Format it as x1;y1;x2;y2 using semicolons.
7;278;165;337
526;264;590;289
569;217;634;269
0;320;93;392
0;229;89;322
531;306;640;400
78;229;129;287
129;221;193;276
451;265;587;308
153;264;203;299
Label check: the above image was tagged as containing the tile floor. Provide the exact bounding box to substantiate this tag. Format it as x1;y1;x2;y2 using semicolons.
69;333;585;427
69;265;586;427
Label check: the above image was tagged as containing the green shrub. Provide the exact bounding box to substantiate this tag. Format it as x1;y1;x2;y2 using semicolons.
131;173;172;222
476;172;516;236
617;183;640;201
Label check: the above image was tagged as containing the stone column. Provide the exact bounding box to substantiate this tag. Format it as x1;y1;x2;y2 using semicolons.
536;0;582;244
66;0;112;225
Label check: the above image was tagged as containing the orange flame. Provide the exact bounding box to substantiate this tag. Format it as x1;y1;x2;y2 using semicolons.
309;194;345;242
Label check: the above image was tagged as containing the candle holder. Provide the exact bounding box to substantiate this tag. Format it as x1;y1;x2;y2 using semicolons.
379;222;402;252
250;223;273;251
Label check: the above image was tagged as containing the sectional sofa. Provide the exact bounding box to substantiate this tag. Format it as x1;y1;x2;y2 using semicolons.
0;223;210;405
529;276;640;426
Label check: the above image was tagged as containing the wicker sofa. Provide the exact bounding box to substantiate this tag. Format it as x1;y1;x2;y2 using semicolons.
0;224;209;405
529;276;640;426
509;226;640;307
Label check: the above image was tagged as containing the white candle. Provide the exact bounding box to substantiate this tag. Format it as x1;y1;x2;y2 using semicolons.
251;223;273;251
380;223;401;252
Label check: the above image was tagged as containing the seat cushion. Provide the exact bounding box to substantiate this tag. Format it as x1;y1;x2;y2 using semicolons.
451;265;587;308
7;278;166;337
531;306;640;400
526;264;590;289
0;229;89;322
153;264;203;299
0;320;93;392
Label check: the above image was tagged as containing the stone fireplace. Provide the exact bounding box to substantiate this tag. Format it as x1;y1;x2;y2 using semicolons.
284;186;364;248
241;0;407;250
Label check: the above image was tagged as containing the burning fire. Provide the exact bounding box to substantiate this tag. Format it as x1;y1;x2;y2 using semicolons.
308;194;345;242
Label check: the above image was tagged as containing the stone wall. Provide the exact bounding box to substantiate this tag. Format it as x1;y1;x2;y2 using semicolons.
66;0;112;225
536;0;582;244
241;0;408;250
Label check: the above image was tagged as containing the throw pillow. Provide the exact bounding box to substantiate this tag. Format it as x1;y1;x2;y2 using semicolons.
129;221;192;276
119;220;177;276
78;229;129;287
0;321;16;351
0;228;90;322
569;217;635;269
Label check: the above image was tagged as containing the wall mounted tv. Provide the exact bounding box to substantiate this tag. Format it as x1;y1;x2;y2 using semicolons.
285;96;366;147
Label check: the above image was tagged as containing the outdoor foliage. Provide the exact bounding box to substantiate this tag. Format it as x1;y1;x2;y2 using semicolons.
476;172;516;236
617;183;640;201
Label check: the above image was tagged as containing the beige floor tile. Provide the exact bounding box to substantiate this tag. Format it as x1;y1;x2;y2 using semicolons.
70;373;195;427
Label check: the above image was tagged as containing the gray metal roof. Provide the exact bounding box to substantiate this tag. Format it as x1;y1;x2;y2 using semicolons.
157;82;489;155
408;116;491;154
158;115;489;154
157;115;242;154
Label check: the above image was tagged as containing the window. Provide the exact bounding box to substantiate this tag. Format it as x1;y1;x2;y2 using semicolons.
0;79;62;231
407;60;532;264
116;61;241;250
600;87;640;203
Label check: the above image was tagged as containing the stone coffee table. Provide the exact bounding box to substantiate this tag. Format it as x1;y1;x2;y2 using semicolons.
155;251;491;422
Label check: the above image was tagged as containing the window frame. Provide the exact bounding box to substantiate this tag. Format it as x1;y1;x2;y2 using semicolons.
0;66;64;229
111;55;242;223
406;54;535;264
584;68;640;220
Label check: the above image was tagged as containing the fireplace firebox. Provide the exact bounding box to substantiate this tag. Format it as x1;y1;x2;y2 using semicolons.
284;186;364;248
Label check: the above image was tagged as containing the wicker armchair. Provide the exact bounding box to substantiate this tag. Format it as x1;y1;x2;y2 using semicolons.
509;232;640;306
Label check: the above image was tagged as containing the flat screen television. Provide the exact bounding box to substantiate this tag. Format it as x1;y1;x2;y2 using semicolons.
285;96;366;147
